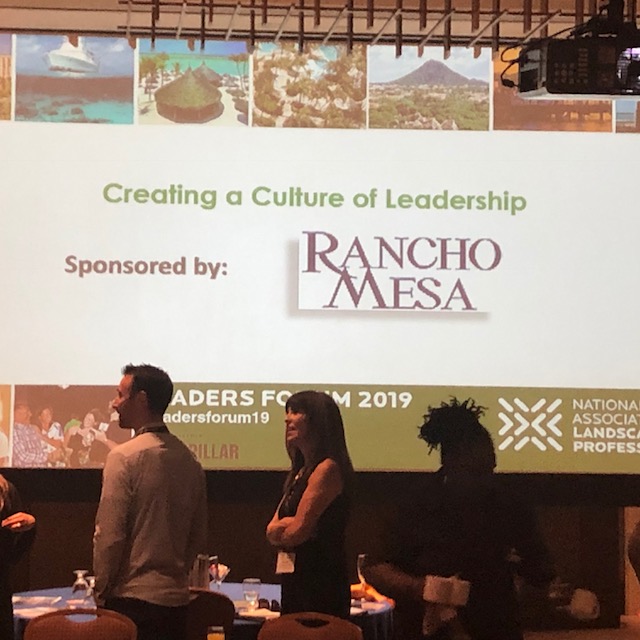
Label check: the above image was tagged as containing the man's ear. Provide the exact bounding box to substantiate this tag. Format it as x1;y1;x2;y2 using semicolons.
135;389;149;409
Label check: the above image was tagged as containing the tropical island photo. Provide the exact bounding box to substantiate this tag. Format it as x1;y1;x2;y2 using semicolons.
14;35;134;124
138;39;249;125
369;46;491;130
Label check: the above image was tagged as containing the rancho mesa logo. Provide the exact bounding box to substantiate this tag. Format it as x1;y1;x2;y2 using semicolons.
298;231;503;311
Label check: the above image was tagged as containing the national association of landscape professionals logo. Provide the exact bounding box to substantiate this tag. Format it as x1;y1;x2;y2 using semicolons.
497;397;563;452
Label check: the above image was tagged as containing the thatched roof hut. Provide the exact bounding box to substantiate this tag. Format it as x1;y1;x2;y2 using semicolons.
193;62;223;87
155;67;223;123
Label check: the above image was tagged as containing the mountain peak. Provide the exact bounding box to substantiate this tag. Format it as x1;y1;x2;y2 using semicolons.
382;59;487;87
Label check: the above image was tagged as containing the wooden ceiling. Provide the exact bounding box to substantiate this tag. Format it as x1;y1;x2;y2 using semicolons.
0;0;637;52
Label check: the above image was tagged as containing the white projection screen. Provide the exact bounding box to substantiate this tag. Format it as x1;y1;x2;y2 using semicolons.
0;34;638;473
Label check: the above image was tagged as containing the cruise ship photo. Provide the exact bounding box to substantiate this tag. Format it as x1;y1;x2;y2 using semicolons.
15;34;134;123
45;36;98;74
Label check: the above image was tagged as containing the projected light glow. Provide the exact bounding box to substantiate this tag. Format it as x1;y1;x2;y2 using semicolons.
0;36;638;473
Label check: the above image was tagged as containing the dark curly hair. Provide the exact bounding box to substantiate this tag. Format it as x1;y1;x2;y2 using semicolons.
418;397;494;468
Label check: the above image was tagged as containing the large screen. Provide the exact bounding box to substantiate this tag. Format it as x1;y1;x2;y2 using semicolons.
0;34;638;473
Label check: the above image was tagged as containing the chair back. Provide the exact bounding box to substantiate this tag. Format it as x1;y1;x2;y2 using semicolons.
186;587;236;640
257;611;363;640
24;607;137;640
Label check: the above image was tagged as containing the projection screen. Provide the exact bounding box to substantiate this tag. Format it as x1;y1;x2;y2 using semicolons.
0;34;638;472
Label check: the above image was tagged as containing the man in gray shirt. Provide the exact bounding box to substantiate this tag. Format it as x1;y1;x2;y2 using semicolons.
93;363;207;640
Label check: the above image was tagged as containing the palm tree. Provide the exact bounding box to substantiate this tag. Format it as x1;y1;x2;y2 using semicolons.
155;52;170;86
139;56;158;102
229;53;249;93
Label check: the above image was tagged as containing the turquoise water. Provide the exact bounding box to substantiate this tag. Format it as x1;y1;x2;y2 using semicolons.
257;43;340;60
16;94;133;123
81;100;133;123
255;44;340;79
140;54;248;78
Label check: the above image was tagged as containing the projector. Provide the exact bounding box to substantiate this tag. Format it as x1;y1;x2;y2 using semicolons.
517;37;640;99
505;0;640;99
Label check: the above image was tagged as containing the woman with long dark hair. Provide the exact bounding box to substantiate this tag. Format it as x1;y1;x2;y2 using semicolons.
0;474;36;639
266;390;354;618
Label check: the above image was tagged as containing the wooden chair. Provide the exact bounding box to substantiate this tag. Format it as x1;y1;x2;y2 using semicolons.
186;587;236;640
24;607;137;640
257;612;363;640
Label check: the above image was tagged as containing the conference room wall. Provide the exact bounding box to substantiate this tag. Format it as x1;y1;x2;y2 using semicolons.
3;470;627;628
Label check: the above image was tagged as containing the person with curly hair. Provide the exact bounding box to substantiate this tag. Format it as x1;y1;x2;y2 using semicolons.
363;397;554;640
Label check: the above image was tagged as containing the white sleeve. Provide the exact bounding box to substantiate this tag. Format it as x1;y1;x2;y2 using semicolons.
93;450;131;602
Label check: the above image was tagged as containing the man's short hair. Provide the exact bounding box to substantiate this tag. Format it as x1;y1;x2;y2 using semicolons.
122;364;174;415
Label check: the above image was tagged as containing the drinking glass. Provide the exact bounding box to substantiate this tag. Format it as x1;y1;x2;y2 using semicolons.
190;554;210;588
210;556;223;590
242;578;261;610
84;575;96;604
207;626;225;640
71;570;89;595
357;553;367;586
356;554;367;606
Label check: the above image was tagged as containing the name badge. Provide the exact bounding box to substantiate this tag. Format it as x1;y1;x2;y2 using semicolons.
276;551;296;574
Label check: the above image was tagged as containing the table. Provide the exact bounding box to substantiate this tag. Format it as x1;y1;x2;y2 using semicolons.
13;584;393;640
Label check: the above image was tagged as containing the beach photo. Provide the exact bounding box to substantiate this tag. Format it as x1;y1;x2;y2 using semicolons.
615;99;640;132
138;39;249;125
14;35;134;124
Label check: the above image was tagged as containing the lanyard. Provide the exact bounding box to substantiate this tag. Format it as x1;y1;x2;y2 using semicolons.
137;424;169;436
